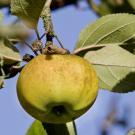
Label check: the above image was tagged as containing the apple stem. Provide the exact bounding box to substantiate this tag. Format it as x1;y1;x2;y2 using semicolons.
42;122;78;135
24;41;38;56
35;29;40;40
43;42;70;55
54;34;64;49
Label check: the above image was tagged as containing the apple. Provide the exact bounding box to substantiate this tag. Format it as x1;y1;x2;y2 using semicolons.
17;54;98;123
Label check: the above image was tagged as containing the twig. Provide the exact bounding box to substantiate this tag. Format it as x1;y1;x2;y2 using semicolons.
23;54;34;62
41;0;65;49
43;44;70;54
41;0;54;36
32;40;43;54
73;44;106;55
24;41;38;56
39;32;47;40
54;34;64;49
35;29;40;40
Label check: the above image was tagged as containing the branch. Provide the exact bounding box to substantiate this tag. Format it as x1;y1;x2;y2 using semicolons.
41;0;54;38
43;42;69;55
41;0;65;49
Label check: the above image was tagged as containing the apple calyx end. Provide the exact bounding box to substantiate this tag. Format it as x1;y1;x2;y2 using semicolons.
52;105;66;116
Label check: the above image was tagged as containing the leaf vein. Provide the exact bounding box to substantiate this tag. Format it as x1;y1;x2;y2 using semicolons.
19;0;29;18
80;17;116;48
94;21;135;44
91;63;135;68
98;72;112;89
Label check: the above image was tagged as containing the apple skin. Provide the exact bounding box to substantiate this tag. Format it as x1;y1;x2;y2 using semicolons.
17;54;98;124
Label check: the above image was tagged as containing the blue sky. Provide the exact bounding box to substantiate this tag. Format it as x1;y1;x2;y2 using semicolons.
0;2;135;135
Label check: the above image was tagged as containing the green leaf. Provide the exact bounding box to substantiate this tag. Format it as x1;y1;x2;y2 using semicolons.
0;24;29;40
84;44;135;93
11;0;46;28
128;0;135;10
75;14;135;50
74;14;135;93
0;63;21;79
26;120;76;135
26;120;47;135
0;38;21;65
0;38;21;80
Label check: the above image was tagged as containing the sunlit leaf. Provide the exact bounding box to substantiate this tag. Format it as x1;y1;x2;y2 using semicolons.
74;14;135;93
0;24;29;40
26;120;47;135
0;38;21;65
75;14;135;50
84;44;135;93
11;0;46;28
